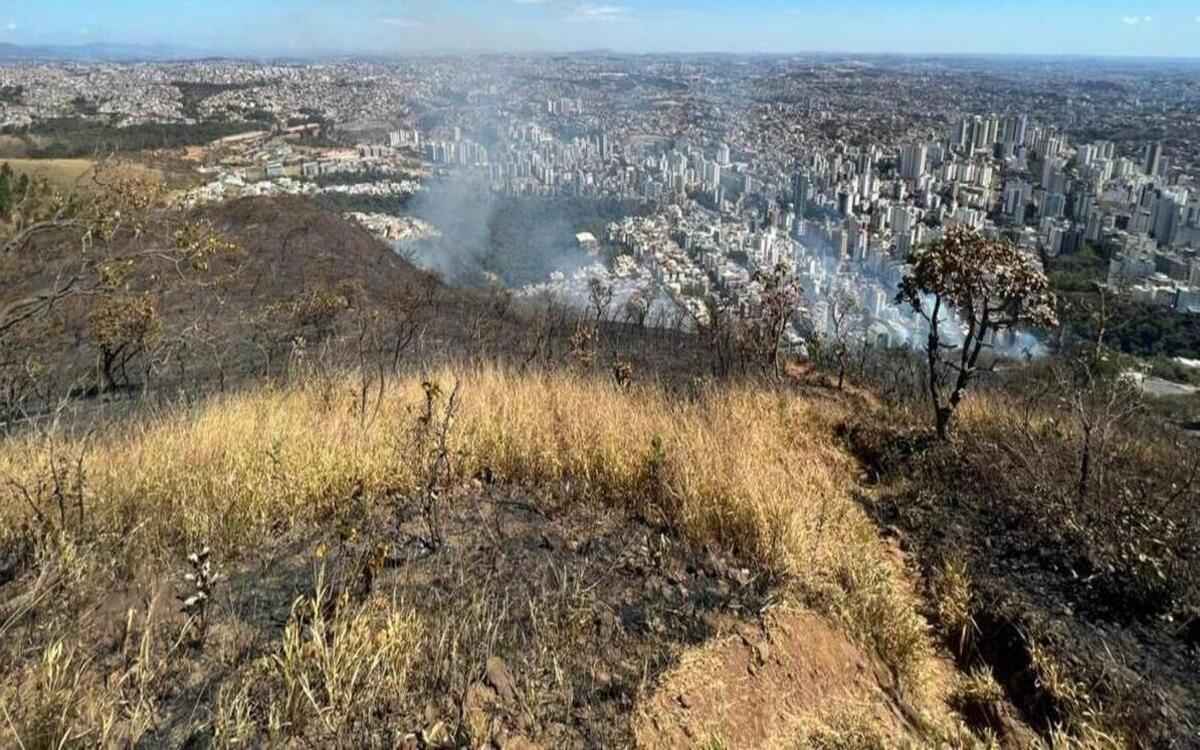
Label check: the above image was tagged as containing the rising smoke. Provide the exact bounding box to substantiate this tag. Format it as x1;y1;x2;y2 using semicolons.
396;174;599;289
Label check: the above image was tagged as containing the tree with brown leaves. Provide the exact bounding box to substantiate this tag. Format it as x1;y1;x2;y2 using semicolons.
897;226;1057;439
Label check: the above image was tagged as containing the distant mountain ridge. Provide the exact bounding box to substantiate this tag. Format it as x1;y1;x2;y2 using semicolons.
0;42;208;62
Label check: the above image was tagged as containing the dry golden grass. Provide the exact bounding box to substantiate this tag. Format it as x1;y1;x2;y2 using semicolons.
0;365;947;746
1;158;163;193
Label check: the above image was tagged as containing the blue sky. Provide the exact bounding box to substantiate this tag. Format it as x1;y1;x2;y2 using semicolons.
3;1;1199;57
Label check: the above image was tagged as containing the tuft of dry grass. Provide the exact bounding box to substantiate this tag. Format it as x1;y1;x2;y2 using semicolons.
0;365;947;745
212;562;424;745
931;557;976;660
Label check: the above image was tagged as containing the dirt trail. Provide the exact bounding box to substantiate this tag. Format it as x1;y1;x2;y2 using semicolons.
634;610;923;748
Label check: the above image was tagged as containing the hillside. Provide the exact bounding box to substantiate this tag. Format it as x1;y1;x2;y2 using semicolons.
2;190;1199;749
1;193;706;421
0;366;977;748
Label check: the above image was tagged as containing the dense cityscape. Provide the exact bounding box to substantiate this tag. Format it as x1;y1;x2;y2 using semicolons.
4;55;1200;358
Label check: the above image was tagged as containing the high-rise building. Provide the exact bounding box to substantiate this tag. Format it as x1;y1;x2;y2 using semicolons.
792;170;812;214
968;116;986;151
900;143;927;181
1152;192;1183;245
1042;192;1067;220
1143;142;1163;177
984;116;1000;147
1003;114;1029;146
952;118;971;149
837;190;854;217
1041;157;1064;189
1004;181;1030;218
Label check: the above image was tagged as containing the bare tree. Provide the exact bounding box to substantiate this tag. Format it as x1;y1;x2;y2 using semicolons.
687;262;804;379
825;288;866;390
623;287;652;330
385;277;437;374
746;261;805;379
897;226;1057;439
689;296;741;378
1055;286;1142;501
588;277;614;324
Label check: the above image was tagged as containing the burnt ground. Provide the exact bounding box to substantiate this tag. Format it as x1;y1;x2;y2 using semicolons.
843;422;1200;750
68;482;787;748
3;194;711;433
0;475;974;749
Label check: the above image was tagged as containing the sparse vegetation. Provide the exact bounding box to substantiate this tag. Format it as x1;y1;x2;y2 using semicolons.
4;118;261;159
0;364;958;746
846;375;1200;746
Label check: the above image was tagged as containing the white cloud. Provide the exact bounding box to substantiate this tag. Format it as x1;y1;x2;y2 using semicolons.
380;17;424;28
568;4;630;22
3;22;16;32
1120;15;1152;25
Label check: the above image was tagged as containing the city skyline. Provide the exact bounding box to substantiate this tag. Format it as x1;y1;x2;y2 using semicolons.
4;1;1200;59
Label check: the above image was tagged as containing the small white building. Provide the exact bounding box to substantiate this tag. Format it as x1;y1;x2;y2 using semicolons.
576;232;599;255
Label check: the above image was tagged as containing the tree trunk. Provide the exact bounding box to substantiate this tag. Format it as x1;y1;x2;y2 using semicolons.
935;406;953;441
1078;430;1091;501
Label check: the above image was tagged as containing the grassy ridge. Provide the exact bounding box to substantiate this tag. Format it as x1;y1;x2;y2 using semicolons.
0;366;944;746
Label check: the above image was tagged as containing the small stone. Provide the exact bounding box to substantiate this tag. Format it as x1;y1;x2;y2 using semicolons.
678;693;692;709
423;701;440;724
463;682;497;739
486;656;517;703
753;642;769;666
